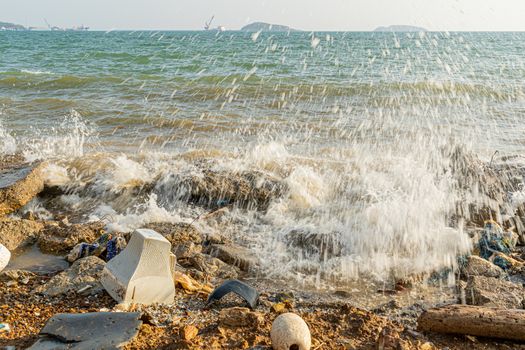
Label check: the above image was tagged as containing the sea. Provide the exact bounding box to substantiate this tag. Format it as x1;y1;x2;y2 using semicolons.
1;31;525;288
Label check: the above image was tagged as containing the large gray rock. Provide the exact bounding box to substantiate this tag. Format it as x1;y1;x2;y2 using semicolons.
465;275;525;309
38;221;105;254
35;256;106;296
159;170;286;210
0;161;45;216
207;244;258;272
27;312;142;350
463;255;505;278
0;217;44;251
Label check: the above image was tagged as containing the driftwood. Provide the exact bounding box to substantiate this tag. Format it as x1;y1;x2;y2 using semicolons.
418;304;525;341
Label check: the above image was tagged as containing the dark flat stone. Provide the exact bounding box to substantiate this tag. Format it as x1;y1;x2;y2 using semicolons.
28;312;142;350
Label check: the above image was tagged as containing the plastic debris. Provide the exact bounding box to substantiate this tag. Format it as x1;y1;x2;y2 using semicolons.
207;279;259;309
478;221;518;270
0;243;11;272
270;313;311;350
101;229;175;305
173;271;213;294
0;322;11;333
66;233;126;263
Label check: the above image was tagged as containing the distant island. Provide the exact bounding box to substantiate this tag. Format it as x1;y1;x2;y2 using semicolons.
241;22;299;32
374;25;427;32
0;21;27;31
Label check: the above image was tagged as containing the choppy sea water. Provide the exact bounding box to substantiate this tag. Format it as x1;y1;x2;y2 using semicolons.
1;31;525;287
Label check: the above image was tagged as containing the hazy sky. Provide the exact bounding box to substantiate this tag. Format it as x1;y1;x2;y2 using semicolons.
1;0;525;31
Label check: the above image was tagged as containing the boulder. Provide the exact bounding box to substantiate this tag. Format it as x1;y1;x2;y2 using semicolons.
463;255;505;278
0;217;44;251
159;170;286;210
145;222;202;245
207;244;258;272
0;161;45;216
38;221;105;254
465;275;525;309
34;256;106;296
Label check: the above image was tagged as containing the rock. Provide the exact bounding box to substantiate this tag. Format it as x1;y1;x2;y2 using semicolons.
376;326;404;350
0;243;10;272
146;222;202;245
0;217;44;251
160;169;286;210
0;269;35;283
181;325;199;341
27;312;142;350
465;275;525;309
270;313;311;350
218;307;263;328
207;244;258;272
182;253;239;279
38;221;105;254
463;255;505;278
34;256;106;296
173;241;202;259
0;161;45;216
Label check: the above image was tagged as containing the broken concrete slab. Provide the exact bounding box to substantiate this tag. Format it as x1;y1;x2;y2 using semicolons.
207;244;258;272
0;217;44;251
465;275;525;309
27;312;142;350
0;161;45;216
34;256;106;296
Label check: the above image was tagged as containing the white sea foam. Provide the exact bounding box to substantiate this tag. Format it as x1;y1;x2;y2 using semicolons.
0;120;16;155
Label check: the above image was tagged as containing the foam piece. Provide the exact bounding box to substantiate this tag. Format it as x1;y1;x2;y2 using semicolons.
0;243;10;272
271;313;311;350
101;229;175;304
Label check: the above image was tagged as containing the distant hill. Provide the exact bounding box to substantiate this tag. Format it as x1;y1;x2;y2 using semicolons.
0;21;27;30
374;25;427;32
241;22;298;32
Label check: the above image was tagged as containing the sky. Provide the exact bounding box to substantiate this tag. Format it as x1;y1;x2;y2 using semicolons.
1;0;525;31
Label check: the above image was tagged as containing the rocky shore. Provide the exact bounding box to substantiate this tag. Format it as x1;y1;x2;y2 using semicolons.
2;153;525;349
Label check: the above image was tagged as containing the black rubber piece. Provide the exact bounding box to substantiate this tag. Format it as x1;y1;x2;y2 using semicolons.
206;279;259;309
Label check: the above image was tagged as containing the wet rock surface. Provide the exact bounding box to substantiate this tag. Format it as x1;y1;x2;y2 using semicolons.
161;169;286;210
0;161;45;216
